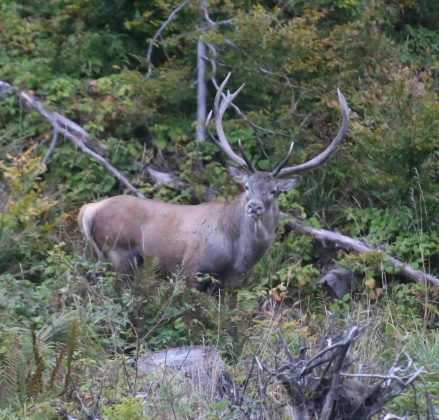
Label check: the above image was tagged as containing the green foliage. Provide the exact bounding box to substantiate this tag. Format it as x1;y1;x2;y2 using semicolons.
343;206;438;269
0;150;58;273
101;397;146;420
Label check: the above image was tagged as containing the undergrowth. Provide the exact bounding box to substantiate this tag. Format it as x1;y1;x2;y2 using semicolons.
0;240;437;418
0;150;437;417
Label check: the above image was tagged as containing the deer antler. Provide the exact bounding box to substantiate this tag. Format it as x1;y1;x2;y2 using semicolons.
274;89;350;177
207;73;255;171
271;141;294;176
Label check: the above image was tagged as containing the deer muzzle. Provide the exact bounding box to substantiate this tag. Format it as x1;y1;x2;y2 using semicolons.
246;199;265;219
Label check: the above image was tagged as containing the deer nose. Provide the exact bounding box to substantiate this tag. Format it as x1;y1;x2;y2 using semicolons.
246;200;264;216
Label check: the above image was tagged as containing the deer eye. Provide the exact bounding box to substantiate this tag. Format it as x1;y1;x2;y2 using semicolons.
244;185;250;191
270;190;277;195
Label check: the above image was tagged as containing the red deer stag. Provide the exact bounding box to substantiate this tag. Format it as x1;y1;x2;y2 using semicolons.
78;74;349;288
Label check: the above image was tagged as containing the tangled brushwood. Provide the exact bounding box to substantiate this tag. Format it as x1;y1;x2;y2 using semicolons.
252;324;429;419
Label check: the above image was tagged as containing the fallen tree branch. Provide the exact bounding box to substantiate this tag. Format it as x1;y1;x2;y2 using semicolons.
0;80;144;198
282;214;439;288
144;166;187;188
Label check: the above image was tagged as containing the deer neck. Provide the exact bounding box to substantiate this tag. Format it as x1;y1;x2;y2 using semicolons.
223;193;279;275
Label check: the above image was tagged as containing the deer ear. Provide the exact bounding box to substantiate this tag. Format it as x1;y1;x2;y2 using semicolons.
228;166;248;185
275;177;299;192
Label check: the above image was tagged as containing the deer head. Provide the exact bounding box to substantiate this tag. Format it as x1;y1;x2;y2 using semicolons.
206;73;350;220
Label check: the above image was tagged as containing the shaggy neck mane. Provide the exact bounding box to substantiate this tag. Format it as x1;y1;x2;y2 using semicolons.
220;193;248;237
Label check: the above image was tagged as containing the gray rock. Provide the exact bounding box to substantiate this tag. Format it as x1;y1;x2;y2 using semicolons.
318;268;356;299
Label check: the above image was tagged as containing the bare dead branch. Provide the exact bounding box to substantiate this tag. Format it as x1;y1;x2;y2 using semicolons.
200;4;234;26
42;128;59;164
146;0;192;78
366;367;425;418
255;324;427;419
300;325;365;377
282;216;439;288
339;372;421;387
0;80;145;198
142;165;195;193
320;340;350;420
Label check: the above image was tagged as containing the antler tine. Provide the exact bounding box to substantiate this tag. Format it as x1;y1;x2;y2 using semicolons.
205;109;213;127
210;72;249;168
276;89;350;177
271;141;294;176
205;111;219;144
238;139;256;172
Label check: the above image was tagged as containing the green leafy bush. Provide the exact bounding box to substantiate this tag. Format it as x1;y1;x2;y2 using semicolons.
0;150;58;273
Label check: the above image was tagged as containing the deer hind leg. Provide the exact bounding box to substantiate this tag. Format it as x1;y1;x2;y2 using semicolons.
107;249;143;275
